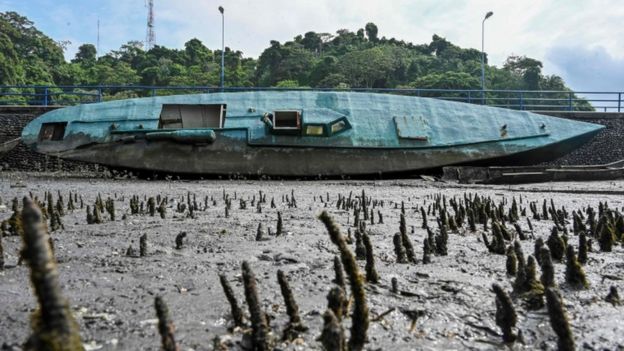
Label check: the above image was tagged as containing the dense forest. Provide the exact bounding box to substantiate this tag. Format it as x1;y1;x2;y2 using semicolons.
0;11;590;109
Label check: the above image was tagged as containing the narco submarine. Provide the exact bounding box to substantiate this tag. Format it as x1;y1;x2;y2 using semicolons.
21;91;604;176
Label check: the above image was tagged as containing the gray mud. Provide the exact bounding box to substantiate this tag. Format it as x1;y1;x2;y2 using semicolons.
0;173;623;350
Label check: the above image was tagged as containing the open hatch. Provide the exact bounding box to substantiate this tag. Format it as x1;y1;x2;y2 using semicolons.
262;110;302;135
272;110;301;132
38;122;67;141
159;104;226;129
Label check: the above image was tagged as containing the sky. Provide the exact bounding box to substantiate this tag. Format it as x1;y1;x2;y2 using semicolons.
1;0;623;92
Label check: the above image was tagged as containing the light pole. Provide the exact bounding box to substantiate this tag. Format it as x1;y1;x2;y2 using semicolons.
481;11;493;96
218;6;225;91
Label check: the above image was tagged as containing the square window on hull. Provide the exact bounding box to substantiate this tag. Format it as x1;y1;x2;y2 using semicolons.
38;122;67;141
273;111;301;129
159;104;226;129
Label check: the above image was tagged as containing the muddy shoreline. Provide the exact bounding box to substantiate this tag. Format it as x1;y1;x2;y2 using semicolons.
1;173;623;350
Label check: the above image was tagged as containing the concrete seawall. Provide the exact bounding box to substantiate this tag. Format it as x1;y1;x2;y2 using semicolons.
1;106;622;173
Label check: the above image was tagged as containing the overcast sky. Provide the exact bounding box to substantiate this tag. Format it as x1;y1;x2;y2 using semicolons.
1;0;623;91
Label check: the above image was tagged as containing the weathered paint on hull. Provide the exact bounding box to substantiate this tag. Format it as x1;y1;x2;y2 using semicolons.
22;92;606;176
53;128;601;176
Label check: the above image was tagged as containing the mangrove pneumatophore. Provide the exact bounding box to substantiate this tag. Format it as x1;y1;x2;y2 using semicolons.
362;232;380;283
354;230;366;260
545;288;575;351
534;237;545;265
219;274;245;329
422;238;432;264
492;283;517;343
319;309;345;351
277;270;308;340
318;210;369;351
175;232;187;250
400;213;417;263
154;296;179;351
539;247;557;289
506;245;517;276
391;277;399;294
547;227;566;261
564;245;588;289
522;256;545;309
326;286;348;321
332;255;347;290
139;233;148;257
605;286;621;306
513;241;527;293
0;233;4;271
578;232;588;264
276;211;283;236
20;197;84;351
241;261;272;350
598;217;615;252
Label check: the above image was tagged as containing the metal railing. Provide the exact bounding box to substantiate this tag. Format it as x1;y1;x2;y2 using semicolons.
0;85;622;112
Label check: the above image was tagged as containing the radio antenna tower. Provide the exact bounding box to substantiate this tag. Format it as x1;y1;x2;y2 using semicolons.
145;0;155;50
97;18;100;55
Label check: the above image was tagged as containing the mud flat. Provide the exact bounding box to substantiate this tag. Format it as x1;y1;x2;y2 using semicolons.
0;173;623;350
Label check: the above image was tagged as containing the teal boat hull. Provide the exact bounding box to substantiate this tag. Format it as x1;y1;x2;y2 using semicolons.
21;91;604;176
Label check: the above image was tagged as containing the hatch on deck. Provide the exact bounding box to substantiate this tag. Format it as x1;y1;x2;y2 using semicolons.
394;116;429;141
159;104;226;129
38;122;67;141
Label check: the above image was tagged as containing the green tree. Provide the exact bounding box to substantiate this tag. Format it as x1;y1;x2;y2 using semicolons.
184;38;212;66
55;63;86;86
72;44;97;66
301;31;322;53
318;73;349;88
90;62;140;85
309;56;338;86
410;71;480;90
114;41;146;68
0;11;589;110
338;47;392;88
256;40;283;85
0;12;64;66
365;22;379;42
0;32;21;84
503;56;543;90
256;41;316;86
0;11;64;85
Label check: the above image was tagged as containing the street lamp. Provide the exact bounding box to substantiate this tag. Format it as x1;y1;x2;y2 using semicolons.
481;11;493;94
218;6;225;90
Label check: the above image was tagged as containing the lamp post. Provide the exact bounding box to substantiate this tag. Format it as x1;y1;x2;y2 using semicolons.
481;11;493;98
218;6;225;91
